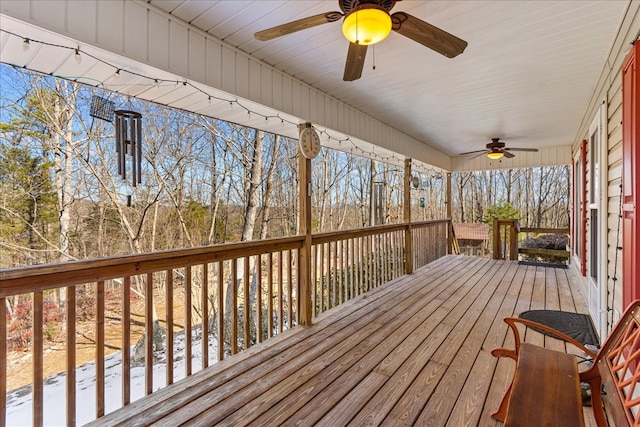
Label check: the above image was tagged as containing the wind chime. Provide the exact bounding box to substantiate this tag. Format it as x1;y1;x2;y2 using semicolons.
114;110;143;187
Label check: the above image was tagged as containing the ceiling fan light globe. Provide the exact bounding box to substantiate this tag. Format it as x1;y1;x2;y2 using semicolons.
487;151;504;160
342;6;392;46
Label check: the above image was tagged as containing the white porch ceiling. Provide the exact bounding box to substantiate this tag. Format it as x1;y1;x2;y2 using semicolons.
0;1;632;170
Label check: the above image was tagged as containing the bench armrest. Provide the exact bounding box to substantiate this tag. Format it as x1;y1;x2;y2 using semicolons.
501;317;597;359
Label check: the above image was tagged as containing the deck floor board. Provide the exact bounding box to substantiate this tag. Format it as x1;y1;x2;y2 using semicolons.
88;255;599;427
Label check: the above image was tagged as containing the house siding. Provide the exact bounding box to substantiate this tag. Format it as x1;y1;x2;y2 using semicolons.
572;1;640;335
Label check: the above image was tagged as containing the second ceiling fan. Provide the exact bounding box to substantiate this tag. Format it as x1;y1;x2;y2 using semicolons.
254;0;467;81
459;138;540;160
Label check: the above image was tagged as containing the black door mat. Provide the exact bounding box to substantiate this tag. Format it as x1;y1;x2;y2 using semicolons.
519;310;600;347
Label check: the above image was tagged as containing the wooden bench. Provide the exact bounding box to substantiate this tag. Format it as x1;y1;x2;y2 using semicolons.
491;300;640;427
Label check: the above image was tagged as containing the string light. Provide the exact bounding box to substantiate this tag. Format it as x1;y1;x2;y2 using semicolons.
1;28;433;169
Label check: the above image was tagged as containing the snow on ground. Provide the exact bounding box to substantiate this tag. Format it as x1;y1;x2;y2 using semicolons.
6;331;219;427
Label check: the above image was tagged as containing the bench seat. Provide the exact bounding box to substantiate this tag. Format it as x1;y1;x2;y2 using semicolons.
505;343;584;427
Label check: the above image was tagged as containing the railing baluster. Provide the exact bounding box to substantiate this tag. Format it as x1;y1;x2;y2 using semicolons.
342;239;347;302
349;238;354;300
267;254;273;339
371;234;376;289
122;277;130;405
96;281;105;418
0;296;6;427
202;263;209;368
244;256;250;350
33;291;43;427
385;233;390;282
166;270;174;385
296;248;300;324
145;273;153;396
382;233;387;283
67;286;76;427
324;243;329;310
385;233;390;281
399;230;403;276
288;249;293;327
312;245;318;317
392;232;397;278
375;234;382;288
338;240;343;305
332;241;337;308
318;243;324;313
231;258;238;355
217;261;224;361
357;237;361;294
278;251;283;333
372;234;376;288
256;255;262;344
185;266;192;376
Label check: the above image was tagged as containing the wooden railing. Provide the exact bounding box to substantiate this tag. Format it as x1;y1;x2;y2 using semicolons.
0;220;449;426
518;226;570;263
493;219;520;260
412;220;449;269
492;219;570;263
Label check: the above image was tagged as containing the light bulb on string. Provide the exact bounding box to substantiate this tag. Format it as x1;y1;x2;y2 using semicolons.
154;79;159;88
74;48;81;64
208;96;212;106
22;38;30;52
113;69;121;80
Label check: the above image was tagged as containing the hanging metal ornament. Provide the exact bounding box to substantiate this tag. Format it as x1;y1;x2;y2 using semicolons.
114;110;143;187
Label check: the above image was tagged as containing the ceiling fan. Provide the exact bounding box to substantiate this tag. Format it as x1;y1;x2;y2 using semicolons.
254;0;467;81
459;138;539;160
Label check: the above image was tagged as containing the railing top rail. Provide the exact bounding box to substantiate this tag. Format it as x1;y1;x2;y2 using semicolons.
311;219;450;245
0;235;305;296
312;223;407;245
411;219;451;227
519;227;570;234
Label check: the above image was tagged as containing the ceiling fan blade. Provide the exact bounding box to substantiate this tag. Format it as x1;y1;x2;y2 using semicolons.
391;12;467;58
504;147;539;152
458;149;488;156
503;151;515;159
469;151;490;160
343;42;367;81
255;11;343;41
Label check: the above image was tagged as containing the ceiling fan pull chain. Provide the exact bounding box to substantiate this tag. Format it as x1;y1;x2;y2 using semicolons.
373;44;376;70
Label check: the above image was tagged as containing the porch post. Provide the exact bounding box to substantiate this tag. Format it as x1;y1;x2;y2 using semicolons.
446;172;453;254
298;126;313;326
404;159;413;274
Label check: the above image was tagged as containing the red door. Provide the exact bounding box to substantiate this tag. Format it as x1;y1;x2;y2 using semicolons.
622;42;640;308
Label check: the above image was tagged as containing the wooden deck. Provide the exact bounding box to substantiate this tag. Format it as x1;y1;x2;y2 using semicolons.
91;255;598;427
